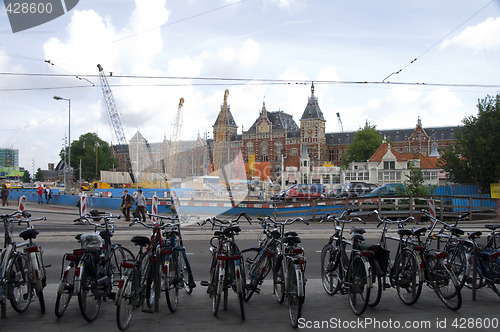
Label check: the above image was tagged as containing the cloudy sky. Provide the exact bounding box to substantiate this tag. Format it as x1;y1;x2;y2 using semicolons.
1;0;499;173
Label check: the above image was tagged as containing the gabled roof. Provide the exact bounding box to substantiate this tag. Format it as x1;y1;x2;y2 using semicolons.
369;142;440;169
246;110;300;133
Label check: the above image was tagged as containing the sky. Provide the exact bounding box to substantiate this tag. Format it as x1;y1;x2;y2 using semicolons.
1;0;500;174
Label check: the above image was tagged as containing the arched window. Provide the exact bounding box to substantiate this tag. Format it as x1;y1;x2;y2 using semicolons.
261;141;268;162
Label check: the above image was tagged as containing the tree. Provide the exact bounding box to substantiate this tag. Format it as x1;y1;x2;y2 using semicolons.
404;166;434;196
61;132;117;182
439;94;500;193
342;122;383;167
34;168;43;182
21;170;31;183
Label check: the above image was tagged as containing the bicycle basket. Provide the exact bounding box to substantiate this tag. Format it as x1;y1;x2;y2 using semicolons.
80;233;104;250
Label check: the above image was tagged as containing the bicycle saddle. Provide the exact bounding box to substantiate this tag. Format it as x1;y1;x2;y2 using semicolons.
75;234;83;241
131;235;151;247
164;230;180;238
485;224;500;231
98;230;113;240
468;231;482;240
270;229;281;239
350;227;366;234
350;232;365;242
397;229;413;237
284;231;298;237
449;227;464;236
282;236;301;245
222;226;241;236
411;227;427;236
19;228;39;240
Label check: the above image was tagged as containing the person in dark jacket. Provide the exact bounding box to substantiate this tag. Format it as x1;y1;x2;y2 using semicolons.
121;190;133;221
1;184;9;206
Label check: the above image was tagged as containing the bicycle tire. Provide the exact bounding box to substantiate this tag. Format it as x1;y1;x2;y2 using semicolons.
446;244;467;290
55;262;75;318
77;263;101;322
428;255;462;310
287;261;302;328
7;253;32;313
212;260;223;316
36;289;45;314
181;250;194;294
394;249;422;305
110;246;135;288
367;273;382;307
273;255;285;304
116;267;137;331
165;254;179;313
144;257;156;310
347;254;370;316
320;243;341;296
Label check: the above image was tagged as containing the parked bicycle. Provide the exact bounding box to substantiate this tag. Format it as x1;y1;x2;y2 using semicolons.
149;212;196;313
464;227;500;297
268;216;308;328
73;210;134;322
320;209;374;316
199;212;251;320
0;209;47;318
115;214;180;331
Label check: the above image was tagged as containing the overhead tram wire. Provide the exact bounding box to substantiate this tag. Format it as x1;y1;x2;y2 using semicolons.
382;0;497;82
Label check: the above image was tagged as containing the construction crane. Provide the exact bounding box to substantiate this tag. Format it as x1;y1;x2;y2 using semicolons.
212;89;229;175
97;64;135;183
166;98;184;187
336;112;344;132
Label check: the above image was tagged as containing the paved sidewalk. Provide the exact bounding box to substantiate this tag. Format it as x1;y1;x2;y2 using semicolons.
1;278;500;331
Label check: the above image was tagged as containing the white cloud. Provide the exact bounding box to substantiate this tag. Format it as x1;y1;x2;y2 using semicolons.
420;88;463;115
441;17;500;52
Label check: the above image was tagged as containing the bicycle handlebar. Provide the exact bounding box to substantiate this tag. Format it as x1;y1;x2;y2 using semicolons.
16;216;46;226
198;212;252;228
0;210;26;219
128;218;177;229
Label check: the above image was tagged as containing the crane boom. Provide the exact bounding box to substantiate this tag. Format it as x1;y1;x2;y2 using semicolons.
167;98;184;184
97;64;135;183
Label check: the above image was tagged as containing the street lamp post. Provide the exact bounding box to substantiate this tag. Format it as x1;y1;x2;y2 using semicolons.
54;96;71;192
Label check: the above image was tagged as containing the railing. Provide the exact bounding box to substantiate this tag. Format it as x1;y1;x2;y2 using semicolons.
272;195;498;221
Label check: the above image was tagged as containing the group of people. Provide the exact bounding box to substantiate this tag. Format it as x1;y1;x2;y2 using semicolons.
120;189;146;221
36;184;52;204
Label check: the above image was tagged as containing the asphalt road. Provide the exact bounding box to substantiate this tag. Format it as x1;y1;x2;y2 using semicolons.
1;203;500;331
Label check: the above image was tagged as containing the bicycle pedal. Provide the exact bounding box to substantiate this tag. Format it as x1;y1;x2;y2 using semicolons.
189;282;197;289
383;283;392;290
340;288;347;295
200;281;210;287
142;309;154;314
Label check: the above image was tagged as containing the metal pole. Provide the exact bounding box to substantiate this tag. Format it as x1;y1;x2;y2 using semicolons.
68;99;71;193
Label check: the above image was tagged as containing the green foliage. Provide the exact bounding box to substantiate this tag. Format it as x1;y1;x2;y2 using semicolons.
21;170;31;183
404;166;435;196
34;168;43;182
439;94;500;193
342;123;383;167
60;132;117;181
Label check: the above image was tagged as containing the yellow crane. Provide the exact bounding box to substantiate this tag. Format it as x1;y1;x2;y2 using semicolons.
166;98;184;187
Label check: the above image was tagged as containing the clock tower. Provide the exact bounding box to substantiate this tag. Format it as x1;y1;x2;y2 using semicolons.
299;83;326;162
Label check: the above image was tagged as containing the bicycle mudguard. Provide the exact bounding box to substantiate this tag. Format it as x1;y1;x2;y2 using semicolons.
234;259;243;294
294;264;305;297
73;260;85;294
361;256;373;289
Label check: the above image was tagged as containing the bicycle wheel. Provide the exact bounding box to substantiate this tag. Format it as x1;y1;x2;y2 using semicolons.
212;260;223;316
320;243;341;296
446;244;467;290
287;261;302;328
144;258;156;310
394;249;422;305
36;289;45;314
367;273;382;307
246;253;270;302
347;254;370;316
7;253;32;313
55;262;75;318
164;254;179;313
110;246;135;288
77;264;101;322
241;248;261;302
428;255;462;310
181;250;194;294
116;267;137;331
273;256;285;304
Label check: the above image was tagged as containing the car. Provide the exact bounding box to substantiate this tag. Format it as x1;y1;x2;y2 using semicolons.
285;188;325;202
340;182;378;198
361;183;405;197
327;187;342;198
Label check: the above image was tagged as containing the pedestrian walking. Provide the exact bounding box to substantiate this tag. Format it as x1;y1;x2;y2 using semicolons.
121;189;133;221
45;186;52;204
36;184;44;204
1;184;9;206
135;189;147;221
